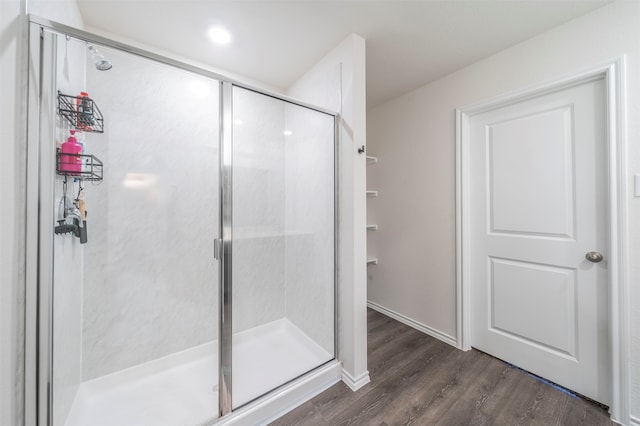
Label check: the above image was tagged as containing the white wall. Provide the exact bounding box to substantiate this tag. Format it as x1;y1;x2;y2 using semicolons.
0;2;27;424
28;0;84;26
367;0;640;422
287;34;369;390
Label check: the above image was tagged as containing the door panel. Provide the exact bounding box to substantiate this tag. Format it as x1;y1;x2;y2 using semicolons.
489;106;575;237
470;77;609;404
490;257;577;357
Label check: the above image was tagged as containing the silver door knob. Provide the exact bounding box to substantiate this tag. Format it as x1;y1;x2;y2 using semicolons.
585;251;604;263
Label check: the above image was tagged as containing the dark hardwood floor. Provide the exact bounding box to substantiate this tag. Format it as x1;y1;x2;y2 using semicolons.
271;308;614;426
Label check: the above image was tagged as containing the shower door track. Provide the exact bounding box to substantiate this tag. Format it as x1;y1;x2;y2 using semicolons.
25;15;340;426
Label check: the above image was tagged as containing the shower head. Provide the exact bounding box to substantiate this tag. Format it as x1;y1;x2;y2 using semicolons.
88;45;112;71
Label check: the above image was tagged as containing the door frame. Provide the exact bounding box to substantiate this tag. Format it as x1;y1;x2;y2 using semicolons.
455;58;629;424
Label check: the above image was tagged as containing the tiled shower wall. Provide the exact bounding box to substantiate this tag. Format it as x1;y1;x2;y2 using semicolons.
82;47;220;379
284;102;336;355
231;87;287;333
80;52;337;380
53;34;86;426
232;86;336;352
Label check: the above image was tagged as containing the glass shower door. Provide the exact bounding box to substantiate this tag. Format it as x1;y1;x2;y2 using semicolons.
226;85;336;409
40;29;222;426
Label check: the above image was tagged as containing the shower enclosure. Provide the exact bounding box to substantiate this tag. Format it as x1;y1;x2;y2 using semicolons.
27;18;337;426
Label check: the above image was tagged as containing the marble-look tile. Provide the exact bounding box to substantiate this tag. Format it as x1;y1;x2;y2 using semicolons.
81;46;220;380
230;88;336;355
72;47;335;394
283;104;336;355
231;87;287;332
233;237;285;333
52;229;84;426
52;34;86;426
51;35;338;426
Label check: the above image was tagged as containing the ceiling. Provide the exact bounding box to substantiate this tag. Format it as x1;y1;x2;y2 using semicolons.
77;1;610;109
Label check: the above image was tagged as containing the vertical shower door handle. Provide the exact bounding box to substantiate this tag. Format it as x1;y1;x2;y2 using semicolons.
214;238;222;260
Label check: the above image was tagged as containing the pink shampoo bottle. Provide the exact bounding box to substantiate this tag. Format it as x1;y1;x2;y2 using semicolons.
60;130;83;173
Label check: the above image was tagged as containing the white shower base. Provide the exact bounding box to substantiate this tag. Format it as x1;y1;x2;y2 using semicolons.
64;319;332;426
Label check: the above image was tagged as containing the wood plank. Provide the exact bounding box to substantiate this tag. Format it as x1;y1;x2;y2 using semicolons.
324;338;455;425
270;309;614;426
385;350;504;425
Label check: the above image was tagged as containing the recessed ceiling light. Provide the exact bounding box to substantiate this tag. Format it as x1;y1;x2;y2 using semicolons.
233;119;243;125
208;26;231;45
283;130;293;136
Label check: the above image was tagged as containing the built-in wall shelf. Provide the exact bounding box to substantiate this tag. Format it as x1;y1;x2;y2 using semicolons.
367;154;378;265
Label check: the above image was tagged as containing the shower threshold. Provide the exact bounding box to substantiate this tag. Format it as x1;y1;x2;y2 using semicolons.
64;319;331;426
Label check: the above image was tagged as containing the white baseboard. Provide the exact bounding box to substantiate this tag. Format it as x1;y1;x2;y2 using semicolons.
629;415;640;426
367;301;457;347
341;368;370;391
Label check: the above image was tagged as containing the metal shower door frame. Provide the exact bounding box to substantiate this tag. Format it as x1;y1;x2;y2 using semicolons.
218;82;339;417
219;81;234;416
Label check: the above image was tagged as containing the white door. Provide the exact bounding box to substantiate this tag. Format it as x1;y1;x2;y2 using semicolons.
469;77;610;405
